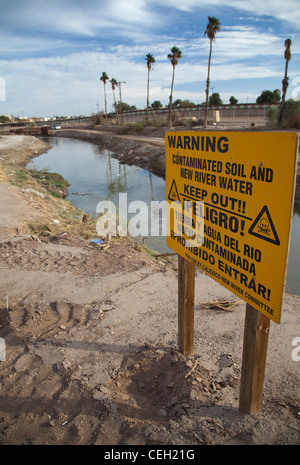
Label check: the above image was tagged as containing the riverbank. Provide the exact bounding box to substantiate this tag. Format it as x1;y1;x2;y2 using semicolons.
0;134;299;445
55;126;166;177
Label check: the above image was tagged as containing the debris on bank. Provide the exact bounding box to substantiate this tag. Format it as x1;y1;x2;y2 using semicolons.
200;297;243;312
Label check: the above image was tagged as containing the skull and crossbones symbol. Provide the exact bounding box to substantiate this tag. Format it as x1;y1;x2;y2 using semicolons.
258;217;270;236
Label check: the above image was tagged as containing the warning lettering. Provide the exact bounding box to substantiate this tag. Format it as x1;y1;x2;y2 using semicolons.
166;131;298;324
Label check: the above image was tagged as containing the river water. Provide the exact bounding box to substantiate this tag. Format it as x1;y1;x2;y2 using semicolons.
28;136;300;295
29;137;170;254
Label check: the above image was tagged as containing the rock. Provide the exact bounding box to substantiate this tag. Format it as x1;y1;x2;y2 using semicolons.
190;389;197;400
210;382;217;392
167;396;178;407
181;403;190;409
144;425;156;436
157;408;167;417
169;420;179;430
99;386;110;395
94;385;111;400
219;353;234;369
93;390;104;401
15;354;31;372
33;346;64;365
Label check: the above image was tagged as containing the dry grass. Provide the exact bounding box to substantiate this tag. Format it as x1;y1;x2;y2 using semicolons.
27;199;99;240
200;297;243;312
0;151;100;240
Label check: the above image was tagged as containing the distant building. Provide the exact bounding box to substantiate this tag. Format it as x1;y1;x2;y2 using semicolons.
4;114;14;122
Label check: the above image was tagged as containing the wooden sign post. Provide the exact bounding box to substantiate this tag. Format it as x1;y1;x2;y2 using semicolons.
239;304;270;414
177;260;271;413
178;255;195;355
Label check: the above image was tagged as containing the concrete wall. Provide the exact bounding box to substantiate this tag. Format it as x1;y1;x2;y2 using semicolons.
110;104;274;126
0;104;274;130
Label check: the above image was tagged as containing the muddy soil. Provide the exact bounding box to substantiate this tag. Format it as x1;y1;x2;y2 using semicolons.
0;133;299;446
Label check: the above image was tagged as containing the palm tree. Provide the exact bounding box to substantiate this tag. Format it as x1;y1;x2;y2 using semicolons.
110;78;120;125
145;53;155;124
100;72;109;122
167;46;182;127
204;16;221;128
279;38;292;123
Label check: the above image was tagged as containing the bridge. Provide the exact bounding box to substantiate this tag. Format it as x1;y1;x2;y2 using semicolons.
8;125;53;136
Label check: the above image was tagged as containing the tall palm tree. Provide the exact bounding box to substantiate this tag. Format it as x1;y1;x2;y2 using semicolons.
168;46;182;127
279;38;292;123
100;72;109;122
145;53;155;124
110;78;120;125
204;16;221;128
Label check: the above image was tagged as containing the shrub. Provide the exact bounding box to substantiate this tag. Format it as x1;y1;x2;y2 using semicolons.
90;112;103;125
267;105;280;126
281;99;300;128
134;121;146;132
119;123;133;135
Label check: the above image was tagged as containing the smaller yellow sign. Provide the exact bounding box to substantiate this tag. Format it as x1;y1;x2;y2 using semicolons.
165;131;298;324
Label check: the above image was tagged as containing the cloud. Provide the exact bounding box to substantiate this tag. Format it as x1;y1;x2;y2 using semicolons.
1;0;299;116
0;27;286;117
230;0;300;28
1;0;159;40
212;27;282;62
153;0;300;29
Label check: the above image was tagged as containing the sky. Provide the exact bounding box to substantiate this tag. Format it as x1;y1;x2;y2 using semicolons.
1;0;300;118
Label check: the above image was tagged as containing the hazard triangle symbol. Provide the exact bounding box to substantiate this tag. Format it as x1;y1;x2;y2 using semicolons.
248;205;280;245
168;179;180;203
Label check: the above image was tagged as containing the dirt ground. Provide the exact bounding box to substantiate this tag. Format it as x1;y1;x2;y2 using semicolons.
0;132;299;446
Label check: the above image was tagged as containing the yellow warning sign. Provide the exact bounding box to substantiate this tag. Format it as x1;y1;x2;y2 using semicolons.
165;131;298;324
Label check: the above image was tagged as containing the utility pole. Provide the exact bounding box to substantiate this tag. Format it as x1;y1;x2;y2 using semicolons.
118;81;126;125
